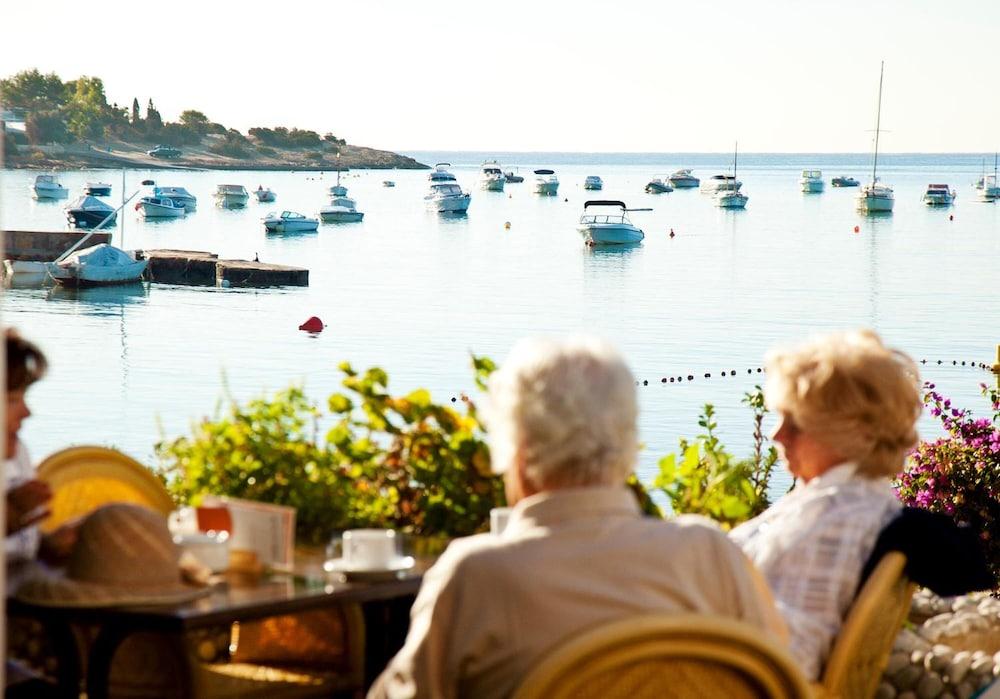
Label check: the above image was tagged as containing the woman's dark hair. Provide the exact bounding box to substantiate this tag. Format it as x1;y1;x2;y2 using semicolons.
6;330;47;393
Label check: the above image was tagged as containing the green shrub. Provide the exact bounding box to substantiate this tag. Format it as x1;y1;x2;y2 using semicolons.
649;387;778;529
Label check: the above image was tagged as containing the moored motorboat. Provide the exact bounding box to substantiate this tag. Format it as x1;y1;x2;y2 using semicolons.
800;170;824;193
533;169;559;195
428;163;458;182
65;196;117;229
425;182;471;213
480;161;506;192
32;174;68;200
154;186;197;211
831;175;860;187
255;186;276;203
263;211;319;233
975;154;1000;202
383;180;396;187
576;200;647;245
700;174;742;193
922;184;956;206
645;177;673;194
320;195;364;223
667;169;700;188
84;182;112;196
584;175;604;191
504;170;524;183
136;196;186;218
48;244;147;287
215;184;249;208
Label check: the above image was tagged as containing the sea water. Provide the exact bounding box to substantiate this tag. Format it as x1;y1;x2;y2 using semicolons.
2;152;999;495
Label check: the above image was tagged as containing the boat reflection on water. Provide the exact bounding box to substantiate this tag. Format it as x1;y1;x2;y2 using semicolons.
46;281;149;312
582;240;643;258
435;211;469;224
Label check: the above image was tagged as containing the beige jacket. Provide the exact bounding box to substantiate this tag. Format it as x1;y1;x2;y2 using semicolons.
369;486;787;699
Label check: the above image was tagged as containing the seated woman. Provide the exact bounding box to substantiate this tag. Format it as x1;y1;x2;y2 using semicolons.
5;330;76;565
370;336;787;699
730;329;921;680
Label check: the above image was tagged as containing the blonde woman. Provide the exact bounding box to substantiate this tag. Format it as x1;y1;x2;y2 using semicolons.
730;329;922;680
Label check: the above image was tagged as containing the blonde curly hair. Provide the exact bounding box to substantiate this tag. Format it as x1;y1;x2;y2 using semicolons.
765;329;922;479
484;337;638;489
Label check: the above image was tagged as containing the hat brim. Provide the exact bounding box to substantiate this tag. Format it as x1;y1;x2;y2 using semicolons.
14;571;213;608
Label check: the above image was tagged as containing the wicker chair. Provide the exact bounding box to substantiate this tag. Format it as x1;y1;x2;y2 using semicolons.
813;552;915;699
36;446;174;532
513;614;812;699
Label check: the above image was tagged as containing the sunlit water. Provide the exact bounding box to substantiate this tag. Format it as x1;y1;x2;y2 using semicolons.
3;152;999;496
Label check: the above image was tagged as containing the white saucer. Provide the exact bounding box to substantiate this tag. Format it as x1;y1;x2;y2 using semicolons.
323;556;416;582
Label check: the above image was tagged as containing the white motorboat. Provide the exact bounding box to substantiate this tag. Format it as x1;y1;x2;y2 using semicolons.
154;186;197;211
715;142;748;209
425;182;471;213
700;174;742;193
255;186;276;203
857;62;894;215
645;177;673;194
428;163;458;182
923;184;956;206
32;174;68;200
320;195;364;223
383;180;396;188
84;182;112;196
215;184;250;208
667;169;700;188
832;175;860;187
136;196;186;218
505;170;524;183
65;196;117;229
975;154;1000;202
533;169;559;195
49;244;147;287
583;175;604;191
263;211;319;233
800;170;824;193
577;200;647;245
480;161;506;191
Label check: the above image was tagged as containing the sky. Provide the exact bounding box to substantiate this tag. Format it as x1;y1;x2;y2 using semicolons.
3;0;1000;153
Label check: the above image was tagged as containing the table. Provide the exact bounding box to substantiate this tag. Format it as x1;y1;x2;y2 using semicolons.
8;569;424;698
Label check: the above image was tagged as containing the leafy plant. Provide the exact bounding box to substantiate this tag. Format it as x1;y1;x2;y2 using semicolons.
649;387;778;529
158;387;355;546
896;383;1000;586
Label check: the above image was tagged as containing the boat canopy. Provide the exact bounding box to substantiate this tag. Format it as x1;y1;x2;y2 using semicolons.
217;184;247;193
802;170;822;178
927;184;950;189
534;169;555;175
584;200;626;209
61;244;133;268
68;195;113;211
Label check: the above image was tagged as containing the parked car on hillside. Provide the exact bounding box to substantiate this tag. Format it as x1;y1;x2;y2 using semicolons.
147;145;182;159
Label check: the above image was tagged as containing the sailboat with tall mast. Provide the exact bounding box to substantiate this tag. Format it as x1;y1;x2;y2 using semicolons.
856;62;894;214
716;141;748;209
976;153;1000;203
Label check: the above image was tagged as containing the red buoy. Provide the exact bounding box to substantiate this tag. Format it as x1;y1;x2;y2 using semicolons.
299;316;324;333
853;225;860;234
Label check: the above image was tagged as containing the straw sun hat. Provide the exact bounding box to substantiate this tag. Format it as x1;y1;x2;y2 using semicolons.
15;503;212;608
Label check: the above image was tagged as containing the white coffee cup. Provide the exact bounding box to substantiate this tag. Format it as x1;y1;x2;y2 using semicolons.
490;507;512;536
342;529;398;570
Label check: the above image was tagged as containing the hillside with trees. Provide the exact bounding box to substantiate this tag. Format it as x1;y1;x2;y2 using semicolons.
0;69;425;170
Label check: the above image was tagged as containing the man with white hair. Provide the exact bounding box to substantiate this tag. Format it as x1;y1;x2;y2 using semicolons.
369;337;786;699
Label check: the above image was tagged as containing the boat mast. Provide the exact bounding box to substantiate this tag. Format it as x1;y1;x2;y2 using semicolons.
871;61;885;185
120;168;126;249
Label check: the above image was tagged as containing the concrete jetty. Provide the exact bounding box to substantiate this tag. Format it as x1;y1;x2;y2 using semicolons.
138;249;308;288
4;230;112;261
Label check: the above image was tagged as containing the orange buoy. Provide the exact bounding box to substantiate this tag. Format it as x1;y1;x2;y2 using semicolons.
853;225;860;233
299;316;324;333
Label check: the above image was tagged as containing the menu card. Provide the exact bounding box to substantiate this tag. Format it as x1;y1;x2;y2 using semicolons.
201;496;296;570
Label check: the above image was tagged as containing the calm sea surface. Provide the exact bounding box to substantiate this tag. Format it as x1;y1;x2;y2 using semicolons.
3;152;999;495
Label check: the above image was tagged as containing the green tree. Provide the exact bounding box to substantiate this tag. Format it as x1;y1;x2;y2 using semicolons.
146;98;162;131
0;69;67;111
131;97;141;125
179;109;209;132
24;110;70;144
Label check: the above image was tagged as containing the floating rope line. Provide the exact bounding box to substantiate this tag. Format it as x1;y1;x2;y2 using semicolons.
447;358;994;402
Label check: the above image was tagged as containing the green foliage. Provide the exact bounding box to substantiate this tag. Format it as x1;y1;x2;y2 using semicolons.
649;387;778;530
248;126;322;149
0;69;68;111
159;356;505;544
159;387;354;546
323;132;347;146
25;110;70;144
146;99;163;131
130;98;141;125
208;130;251;159
179;109;210;132
305;151;325;161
